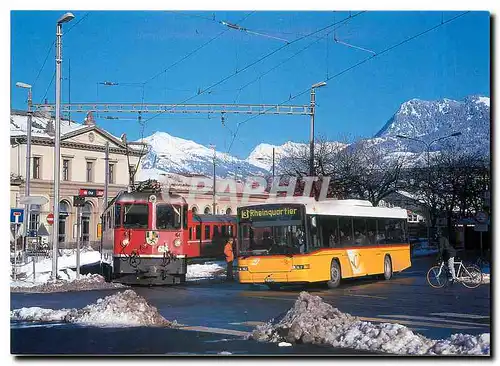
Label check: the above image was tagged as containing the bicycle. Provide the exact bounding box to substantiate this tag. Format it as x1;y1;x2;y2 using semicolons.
426;259;483;289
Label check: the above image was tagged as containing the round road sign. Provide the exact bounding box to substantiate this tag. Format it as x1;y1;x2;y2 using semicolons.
46;213;54;225
475;211;488;224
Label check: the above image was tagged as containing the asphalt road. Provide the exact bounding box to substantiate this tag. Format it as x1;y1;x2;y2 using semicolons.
11;256;490;355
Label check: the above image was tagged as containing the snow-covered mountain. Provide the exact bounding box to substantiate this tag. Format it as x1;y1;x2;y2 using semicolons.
372;95;490;157
137;95;490;179
139;132;268;179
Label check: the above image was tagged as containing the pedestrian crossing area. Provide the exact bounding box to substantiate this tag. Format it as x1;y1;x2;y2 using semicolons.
229;311;490;334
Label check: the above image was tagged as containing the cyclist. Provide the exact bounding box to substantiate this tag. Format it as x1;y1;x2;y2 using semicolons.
437;228;457;282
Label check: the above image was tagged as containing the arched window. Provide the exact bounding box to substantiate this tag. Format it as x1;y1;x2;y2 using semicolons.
204;206;211;214
191;206;198;214
225;207;232;215
58;201;71;244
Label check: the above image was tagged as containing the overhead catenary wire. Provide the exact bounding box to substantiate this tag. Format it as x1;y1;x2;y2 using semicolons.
141;12;366;126
144;12;255;85
226;11;470;154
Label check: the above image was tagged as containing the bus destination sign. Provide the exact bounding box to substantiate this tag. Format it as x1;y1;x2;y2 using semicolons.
238;205;303;222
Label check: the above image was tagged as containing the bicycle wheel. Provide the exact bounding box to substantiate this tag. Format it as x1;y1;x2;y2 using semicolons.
460;265;483;289
427;266;448;288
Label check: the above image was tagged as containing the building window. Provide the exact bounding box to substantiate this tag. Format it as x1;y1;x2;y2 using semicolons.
109;163;115;184
86;161;93;182
225;207;232;215
62;159;70;181
204;206;211;214
33;157;41;179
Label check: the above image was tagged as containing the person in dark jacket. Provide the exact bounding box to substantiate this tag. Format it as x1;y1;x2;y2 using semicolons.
438;228;457;281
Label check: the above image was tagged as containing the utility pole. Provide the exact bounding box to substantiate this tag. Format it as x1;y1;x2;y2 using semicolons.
76;206;81;279
310;82;327;177
15;82;33;240
52;12;75;280
104;141;109;211
272;147;275;180
210;144;216;214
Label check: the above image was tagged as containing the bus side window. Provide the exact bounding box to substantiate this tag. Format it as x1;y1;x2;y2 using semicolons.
325;217;339;248
353;218;368;246
377;219;387;244
366;218;377;245
338;217;353;247
195;225;201;240
205;225;211;240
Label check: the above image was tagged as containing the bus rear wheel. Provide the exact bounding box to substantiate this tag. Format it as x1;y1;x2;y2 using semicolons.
327;260;341;289
383;255;393;280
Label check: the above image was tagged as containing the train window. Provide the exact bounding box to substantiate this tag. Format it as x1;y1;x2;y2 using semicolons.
107;212;111;229
123;204;148;229
213;226;219;237
102;215;106;232
195;225;201;240
189;227;192;241
221;225;227;236
228;225;232;236
204;225;211;240
114;204;122;227
156;205;181;230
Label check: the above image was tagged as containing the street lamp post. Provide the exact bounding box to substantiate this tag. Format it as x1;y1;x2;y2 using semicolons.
16;82;32;240
396;132;462;246
256;147;275;180
52;12;75;280
310;81;327;177
209;145;216;214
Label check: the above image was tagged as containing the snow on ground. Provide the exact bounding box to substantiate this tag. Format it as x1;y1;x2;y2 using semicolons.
11;290;175;327
10;248;125;292
252;292;490;355
186;261;226;281
11;273;126;293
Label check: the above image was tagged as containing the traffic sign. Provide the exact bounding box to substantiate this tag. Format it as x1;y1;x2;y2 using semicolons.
46;213;54;225
79;188;104;197
74;195;86;207
475;211;488;224
474;224;488;232
10;209;24;224
19;195;49;206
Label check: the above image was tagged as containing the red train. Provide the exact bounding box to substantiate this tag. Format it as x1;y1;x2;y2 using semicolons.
100;185;237;285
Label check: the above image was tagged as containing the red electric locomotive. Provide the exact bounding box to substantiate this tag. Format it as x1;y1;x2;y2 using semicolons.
100;183;188;285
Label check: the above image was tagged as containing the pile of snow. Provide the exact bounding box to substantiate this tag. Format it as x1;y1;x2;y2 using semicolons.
11;290;174;327
11;273;126;293
186;261;226;281
252;292;490;355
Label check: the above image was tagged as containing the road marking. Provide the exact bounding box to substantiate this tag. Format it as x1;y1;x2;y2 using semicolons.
358;316;482;330
378;314;490;327
178;325;250;337
429;313;490;320
229;321;267;326
342;293;388;300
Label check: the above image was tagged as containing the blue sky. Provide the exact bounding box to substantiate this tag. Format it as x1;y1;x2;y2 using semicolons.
10;11;490;158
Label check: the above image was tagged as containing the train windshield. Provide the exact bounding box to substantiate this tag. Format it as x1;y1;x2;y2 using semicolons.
156;204;182;230
123;204;149;229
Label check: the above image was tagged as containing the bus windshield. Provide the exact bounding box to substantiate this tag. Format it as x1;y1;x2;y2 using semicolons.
240;223;306;255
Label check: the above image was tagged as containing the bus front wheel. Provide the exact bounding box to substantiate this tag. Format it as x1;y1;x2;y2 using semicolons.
327;260;341;289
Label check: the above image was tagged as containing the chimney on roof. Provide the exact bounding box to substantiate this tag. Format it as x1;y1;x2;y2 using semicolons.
84;111;96;126
45;119;55;137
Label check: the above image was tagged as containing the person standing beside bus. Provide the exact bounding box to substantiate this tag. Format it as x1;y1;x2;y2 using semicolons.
224;237;235;281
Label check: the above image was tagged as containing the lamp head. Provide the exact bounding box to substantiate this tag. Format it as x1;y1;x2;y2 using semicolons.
311;81;327;89
57;12;75;24
15;82;32;89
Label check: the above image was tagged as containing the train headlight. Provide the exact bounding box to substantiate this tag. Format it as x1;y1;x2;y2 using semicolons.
121;239;129;247
173;238;182;247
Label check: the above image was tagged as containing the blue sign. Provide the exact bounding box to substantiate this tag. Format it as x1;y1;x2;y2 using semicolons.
10;209;24;224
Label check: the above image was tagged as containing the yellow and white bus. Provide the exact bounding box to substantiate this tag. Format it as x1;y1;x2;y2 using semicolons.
236;198;411;289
